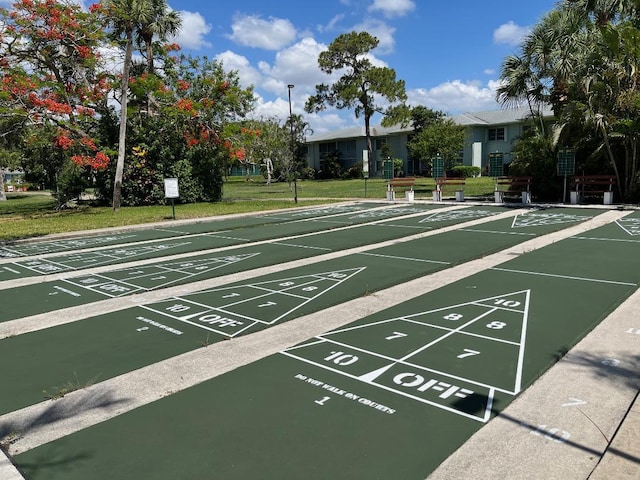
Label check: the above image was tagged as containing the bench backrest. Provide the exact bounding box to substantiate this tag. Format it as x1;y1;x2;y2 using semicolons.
495;176;532;192
572;175;615;191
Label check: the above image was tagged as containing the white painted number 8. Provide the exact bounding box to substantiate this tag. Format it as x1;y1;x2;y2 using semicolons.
444;313;463;321
486;321;507;329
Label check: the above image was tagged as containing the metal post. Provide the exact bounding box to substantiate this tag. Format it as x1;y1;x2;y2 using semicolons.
287;84;297;203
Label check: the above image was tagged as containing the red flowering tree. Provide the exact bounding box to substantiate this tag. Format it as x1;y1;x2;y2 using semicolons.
0;0;111;202
97;52;256;204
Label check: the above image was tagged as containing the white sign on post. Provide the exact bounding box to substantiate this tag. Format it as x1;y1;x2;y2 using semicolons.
362;150;369;178
164;178;179;198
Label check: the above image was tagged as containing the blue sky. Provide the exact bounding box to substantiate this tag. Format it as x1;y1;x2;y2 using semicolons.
164;0;560;134
2;0;561;134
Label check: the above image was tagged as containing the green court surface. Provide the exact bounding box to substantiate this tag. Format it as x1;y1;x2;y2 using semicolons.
0;203;391;259
0;205;513;321
0;203;442;282
0;208;600;416
12;209;640;479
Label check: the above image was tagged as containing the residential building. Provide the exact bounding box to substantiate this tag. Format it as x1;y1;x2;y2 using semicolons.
304;105;554;177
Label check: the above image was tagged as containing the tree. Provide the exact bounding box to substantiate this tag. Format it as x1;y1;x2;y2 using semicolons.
496;1;640;200
406;115;466;176
103;0;180;211
0;0;110;201
305;31;407;175
136;0;180;75
94;53;255;204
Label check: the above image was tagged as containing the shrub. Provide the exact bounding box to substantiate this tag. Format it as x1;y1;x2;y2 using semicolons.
450;165;480;178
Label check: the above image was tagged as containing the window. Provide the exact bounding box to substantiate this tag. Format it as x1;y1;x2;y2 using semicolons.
319;142;335;157
488;127;505;141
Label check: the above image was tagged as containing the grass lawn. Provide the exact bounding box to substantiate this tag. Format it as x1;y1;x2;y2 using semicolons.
0;176;496;242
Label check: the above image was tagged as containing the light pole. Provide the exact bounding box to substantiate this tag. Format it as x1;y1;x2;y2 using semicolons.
287;84;297;203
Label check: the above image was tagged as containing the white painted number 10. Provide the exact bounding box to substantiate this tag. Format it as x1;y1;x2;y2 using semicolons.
324;351;359;366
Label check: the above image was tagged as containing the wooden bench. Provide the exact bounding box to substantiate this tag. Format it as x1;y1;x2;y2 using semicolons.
570;175;616;205
386;177;416;201
434;177;466;202
495;176;532;204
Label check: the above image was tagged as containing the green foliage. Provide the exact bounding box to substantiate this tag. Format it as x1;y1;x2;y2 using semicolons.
450;165;480;178
53;161;88;208
508;133;561;201
407;115;466;172
393;158;404;177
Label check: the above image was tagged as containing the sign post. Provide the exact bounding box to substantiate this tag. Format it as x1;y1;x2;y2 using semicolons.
362;150;369;197
557;147;576;204
163;177;179;220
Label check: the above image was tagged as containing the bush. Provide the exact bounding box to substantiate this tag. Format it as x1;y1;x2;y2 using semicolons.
347;162;363;179
300;167;316;180
450;165;480;178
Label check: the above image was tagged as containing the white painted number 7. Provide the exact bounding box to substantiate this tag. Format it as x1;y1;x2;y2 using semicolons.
457;348;480;359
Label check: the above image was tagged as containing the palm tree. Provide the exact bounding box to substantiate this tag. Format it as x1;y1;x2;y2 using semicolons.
104;0;180;211
136;0;181;75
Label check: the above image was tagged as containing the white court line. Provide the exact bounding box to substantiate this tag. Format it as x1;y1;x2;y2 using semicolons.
271;242;331;251
310;336;519;396
572;236;640;243
490;267;637;286
397;309;498;363
459;228;536;236
281;349;495;423
358;252;450;264
513;289;530;393
203;234;251;241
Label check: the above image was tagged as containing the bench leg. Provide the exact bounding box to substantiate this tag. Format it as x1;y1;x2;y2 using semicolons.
604;191;613;205
494;191;504;203
386;190;395;201
570;191;579;205
405;190;414;202
455;190;464;202
522;191;531;204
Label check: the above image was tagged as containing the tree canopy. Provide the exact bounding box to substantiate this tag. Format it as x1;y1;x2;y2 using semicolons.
497;0;640;200
305;31;408;174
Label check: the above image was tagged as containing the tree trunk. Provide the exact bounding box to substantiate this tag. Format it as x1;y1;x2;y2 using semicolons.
364;114;373;175
112;32;133;212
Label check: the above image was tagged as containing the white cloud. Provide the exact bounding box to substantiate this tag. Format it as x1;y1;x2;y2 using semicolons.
215;50;263;90
228;14;297;50
317;14;345;34
407;79;502;115
174;11;211;50
493;21;530;47
368;0;416;18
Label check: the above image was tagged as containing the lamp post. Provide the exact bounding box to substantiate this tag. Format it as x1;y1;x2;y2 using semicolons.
287;84;297;203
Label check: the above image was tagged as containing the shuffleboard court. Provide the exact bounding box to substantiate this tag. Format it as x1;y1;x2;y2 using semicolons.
0;205;512;321
0;202;392;259
11;209;639;479
0;203;446;282
0;208;603;417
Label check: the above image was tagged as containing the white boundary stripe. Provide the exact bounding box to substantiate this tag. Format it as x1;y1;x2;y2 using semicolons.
280;349;495;423
490;267;638;286
358;252;450;264
513;289;531;393
271;242;331;251
572;236;640;243
460;229;536;237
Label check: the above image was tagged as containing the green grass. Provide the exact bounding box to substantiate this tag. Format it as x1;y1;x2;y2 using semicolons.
0;176;496;242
